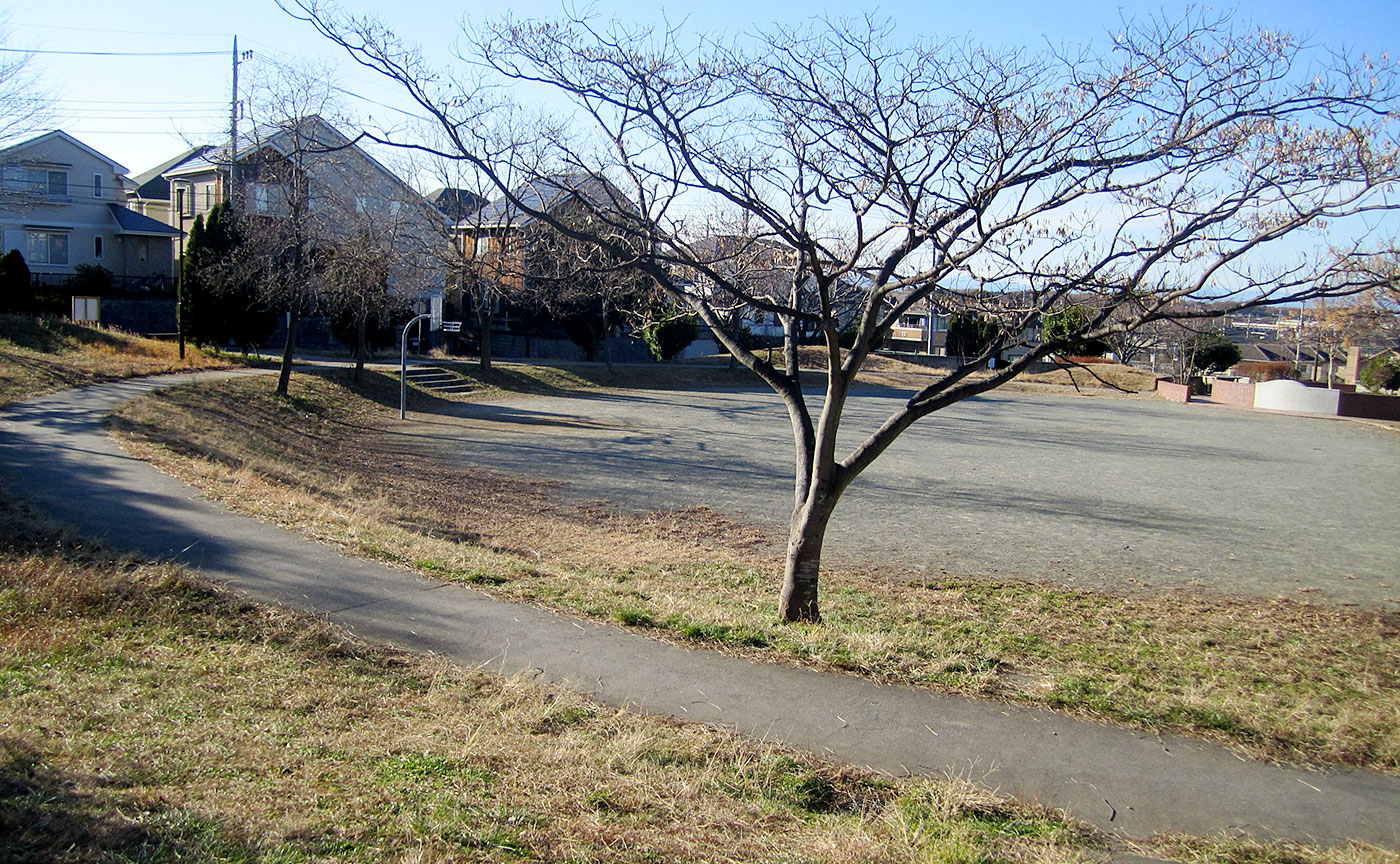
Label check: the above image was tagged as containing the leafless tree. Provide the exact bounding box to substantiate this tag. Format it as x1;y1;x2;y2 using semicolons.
522;206;657;368
230;61;349;395
0;21;50;147
295;5;1400;622
417;150;527;371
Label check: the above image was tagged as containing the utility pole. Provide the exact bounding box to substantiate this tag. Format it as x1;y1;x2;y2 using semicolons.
177;187;186;359
229;37;248;210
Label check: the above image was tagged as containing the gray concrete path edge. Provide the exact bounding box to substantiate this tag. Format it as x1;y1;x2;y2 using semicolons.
0;372;1395;848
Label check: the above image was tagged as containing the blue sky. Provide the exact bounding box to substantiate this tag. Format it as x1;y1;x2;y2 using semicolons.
5;0;1399;182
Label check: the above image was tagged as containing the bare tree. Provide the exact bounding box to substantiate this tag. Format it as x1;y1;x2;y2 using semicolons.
230;61;348;395
0;21;50;147
296;6;1400;622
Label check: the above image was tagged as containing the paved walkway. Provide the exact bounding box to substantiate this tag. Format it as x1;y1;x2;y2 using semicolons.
1;373;1396;850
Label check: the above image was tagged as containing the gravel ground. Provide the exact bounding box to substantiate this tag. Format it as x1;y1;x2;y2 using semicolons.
396;385;1400;607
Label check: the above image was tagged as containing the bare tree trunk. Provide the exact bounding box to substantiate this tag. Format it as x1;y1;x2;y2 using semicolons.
353;312;367;383
276;307;298;396
602;297;614;371
476;301;493;372
779;489;837;623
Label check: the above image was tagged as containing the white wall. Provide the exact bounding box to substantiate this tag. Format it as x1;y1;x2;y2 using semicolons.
1253;379;1340;415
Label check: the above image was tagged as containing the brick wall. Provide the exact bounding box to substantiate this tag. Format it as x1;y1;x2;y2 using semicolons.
1156;380;1191;403
1338;392;1400;421
1210;378;1255;407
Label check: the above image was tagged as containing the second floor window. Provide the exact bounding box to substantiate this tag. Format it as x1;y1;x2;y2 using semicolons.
28;169;67;197
92;173;103;198
475;236;491;257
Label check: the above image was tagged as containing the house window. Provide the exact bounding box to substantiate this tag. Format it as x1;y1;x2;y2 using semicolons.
138;237;148;262
92;173;103;198
355;195;370;213
28;169;68;197
94;236;103;259
27;230;69;265
474;236;491;257
389;199;401;217
253;184;269;212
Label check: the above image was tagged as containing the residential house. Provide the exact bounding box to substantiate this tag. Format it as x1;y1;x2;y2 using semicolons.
134;116;447;343
452;172;652;360
685;234;871;347
124;144;215;228
0;131;181;305
1237;342;1343;384
884;294;950;355
455;172;638;289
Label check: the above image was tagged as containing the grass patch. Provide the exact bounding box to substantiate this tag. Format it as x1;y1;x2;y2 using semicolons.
0;493;1121;864
108;371;1400;773
0;314;236;405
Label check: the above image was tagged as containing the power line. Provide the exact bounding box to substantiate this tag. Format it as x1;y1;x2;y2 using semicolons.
10;21;232;39
59;99;227;106
0;47;225;57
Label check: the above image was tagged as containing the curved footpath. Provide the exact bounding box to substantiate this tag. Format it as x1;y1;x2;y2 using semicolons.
1;372;1396;852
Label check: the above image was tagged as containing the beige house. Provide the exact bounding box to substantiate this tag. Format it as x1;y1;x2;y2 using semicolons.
0;130;180;288
143;116;445;307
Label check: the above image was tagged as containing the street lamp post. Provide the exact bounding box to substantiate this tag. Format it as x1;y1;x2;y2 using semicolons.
400;313;433;420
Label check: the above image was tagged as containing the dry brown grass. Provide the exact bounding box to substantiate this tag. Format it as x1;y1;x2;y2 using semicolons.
702;346;1160;394
1;494;1119;864
0;314;236;406
109;372;1400;773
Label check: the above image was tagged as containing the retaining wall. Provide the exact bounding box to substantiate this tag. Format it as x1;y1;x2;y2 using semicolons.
1156;380;1192;403
1210;378;1256;407
1338;392;1400;421
1254;380;1341;414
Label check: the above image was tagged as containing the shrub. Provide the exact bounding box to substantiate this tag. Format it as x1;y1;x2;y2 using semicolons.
947;312;998;358
0;249;34;314
837;326;859;349
643;312;699;361
1042;304;1108;356
1231;360;1297;382
1360;354;1400;392
65;264;114;295
1184;331;1241;376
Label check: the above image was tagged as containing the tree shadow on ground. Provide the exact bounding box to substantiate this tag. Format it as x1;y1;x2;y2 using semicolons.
0;737;265;864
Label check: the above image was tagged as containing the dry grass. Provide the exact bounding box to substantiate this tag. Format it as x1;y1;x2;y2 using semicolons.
0;494;1118;864
110;371;1400;773
0;314;237;406
684;346;1159;394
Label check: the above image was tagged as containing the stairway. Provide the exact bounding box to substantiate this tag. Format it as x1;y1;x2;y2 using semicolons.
404;365;475;394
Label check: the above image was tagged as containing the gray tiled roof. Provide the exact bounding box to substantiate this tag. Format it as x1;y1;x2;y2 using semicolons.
461;173;614;229
426;187;489;220
108;204;181;237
